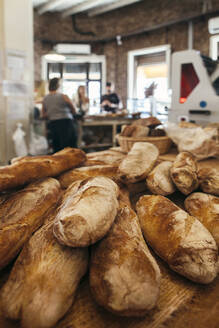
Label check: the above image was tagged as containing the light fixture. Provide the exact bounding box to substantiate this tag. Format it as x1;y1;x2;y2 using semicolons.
44;50;66;62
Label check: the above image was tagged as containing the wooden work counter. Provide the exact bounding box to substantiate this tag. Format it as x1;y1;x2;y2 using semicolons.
77;116;135;149
0;150;218;328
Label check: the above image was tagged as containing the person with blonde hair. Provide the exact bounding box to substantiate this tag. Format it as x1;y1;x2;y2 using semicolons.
72;85;89;117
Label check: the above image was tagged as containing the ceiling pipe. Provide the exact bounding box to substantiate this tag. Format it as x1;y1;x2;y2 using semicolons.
36;9;219;46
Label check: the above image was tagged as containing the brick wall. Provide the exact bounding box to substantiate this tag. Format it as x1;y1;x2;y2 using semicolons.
34;0;219;101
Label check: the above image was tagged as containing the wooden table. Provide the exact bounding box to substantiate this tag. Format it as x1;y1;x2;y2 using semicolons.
77;117;134;150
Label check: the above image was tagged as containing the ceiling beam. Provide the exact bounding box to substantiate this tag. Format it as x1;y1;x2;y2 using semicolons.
38;0;67;15
88;0;142;17
62;0;117;18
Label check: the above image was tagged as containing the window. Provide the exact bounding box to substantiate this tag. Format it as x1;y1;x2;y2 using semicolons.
43;55;106;114
127;45;171;122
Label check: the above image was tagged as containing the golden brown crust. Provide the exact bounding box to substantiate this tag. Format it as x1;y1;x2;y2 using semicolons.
170;152;199;195
136;195;218;284
146;161;176;196
58;165;118;189
0;147;86;192
198;168;219;196
0;215;88;328
53;177;119;247
0;178;61;269
185;192;219;247
90;203;161;316
118;142;159;183
86;150;125;165
132;117;161;128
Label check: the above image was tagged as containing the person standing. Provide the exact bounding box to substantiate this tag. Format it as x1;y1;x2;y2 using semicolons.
42;78;77;152
100;82;121;113
72;85;89;117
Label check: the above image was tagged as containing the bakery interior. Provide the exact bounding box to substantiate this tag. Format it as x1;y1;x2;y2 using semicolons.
0;0;219;327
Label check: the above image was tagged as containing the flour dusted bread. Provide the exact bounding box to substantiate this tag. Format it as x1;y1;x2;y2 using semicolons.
198;168;219;196
185;192;219;247
87;150;125;165
58;164;118;189
0;178;61;270
53;177;119;247
146;161;176;195
90;202;161;316
0;147;86;192
0;217;88;328
136;195;218;284
170;152;199;195
118;142;159;183
121;125;149;137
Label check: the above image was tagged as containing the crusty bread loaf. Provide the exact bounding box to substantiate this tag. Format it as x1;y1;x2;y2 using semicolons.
132;117;161;128
185;192;219;247
0;178;61;270
90;202;161;316
53;177;119;247
86;150;125;166
0;216;88;328
121;125;149;137
146;161;176;196
198;168;219;196
170;152;199;195
118;142;159;183
58;165;118;189
0;147;86;192
136;195;218;284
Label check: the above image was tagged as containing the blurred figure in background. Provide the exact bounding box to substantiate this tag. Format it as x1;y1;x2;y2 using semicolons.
42;78;77;152
72;85;89;117
100;82;122;113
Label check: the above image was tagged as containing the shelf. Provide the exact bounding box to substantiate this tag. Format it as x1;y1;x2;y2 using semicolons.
80;143;112;149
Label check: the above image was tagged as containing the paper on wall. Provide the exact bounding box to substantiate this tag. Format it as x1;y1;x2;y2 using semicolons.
2;80;28;97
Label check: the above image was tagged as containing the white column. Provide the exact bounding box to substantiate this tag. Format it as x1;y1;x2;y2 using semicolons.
0;0;34;164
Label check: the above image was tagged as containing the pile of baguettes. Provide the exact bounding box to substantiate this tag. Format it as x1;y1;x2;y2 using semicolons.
0;144;218;328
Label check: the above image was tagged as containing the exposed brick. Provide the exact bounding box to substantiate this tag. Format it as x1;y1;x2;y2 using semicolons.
34;0;219;101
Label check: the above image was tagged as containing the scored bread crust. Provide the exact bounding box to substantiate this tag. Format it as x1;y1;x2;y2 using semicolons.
118;142;159;183
0;217;88;328
146;161;176;196
58;165;118;189
0;147;86;192
198;168;219;196
170;152;199;195
53;177;119;247
136;195;218;284
0;178;61;270
90;202;161;316
185;192;219;247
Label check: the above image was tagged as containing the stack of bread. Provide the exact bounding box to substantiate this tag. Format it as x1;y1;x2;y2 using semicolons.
0;144;218;328
120;116;165;138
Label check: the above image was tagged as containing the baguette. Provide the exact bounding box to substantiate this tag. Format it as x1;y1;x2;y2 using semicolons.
146;161;176;195
198;168;219;196
0;217;88;328
170;152;199;195
90;202;161;316
136;195;218;284
0;177;61;270
58;164;118;189
0;147;86;192
53;177;119;247
118;142;159;183
185;192;219;247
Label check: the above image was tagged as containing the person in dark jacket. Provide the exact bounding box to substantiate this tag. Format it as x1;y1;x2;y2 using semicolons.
42;78;77;152
100;82;120;113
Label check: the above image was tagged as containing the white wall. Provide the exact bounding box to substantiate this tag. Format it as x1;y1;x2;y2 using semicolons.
0;0;34;164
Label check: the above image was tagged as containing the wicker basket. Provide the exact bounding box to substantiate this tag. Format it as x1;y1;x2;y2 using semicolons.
117;134;172;154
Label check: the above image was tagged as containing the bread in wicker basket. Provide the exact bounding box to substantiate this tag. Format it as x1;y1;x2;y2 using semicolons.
117;134;172;154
